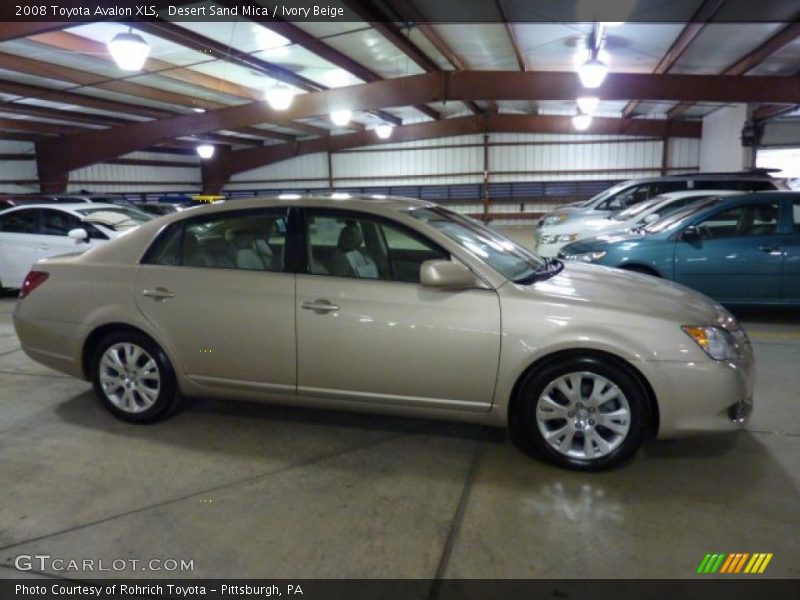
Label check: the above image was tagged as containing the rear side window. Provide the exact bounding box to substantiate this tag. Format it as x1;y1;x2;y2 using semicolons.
143;209;289;272
793;201;800;233
693;180;776;191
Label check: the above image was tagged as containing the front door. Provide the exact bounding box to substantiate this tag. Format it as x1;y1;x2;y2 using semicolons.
295;209;501;411
0;208;42;288
674;201;784;303
134;207;296;392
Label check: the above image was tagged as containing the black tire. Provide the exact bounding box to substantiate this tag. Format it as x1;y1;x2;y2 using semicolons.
510;355;648;471
90;330;179;423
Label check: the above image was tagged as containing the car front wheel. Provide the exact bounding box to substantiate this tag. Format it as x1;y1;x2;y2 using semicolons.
511;356;648;470
90;331;178;423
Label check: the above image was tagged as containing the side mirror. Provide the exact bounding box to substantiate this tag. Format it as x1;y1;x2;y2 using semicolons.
420;260;479;290
681;225;701;241
643;213;660;224
68;228;89;243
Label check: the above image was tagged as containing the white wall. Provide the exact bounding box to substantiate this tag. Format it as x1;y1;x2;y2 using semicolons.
227;133;701;190
0;141;39;194
699;105;751;172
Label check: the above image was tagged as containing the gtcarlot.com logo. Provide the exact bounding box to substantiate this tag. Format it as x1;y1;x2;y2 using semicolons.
697;552;773;574
14;554;194;573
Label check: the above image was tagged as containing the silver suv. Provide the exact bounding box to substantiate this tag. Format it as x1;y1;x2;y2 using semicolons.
538;172;783;229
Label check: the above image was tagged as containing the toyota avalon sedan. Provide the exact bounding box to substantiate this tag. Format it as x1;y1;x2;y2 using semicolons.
13;196;754;470
559;192;800;305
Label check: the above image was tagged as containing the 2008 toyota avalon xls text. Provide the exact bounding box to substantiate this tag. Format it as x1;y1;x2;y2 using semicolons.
13;196;754;470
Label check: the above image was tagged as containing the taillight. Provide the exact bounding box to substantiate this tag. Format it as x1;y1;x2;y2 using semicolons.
19;271;49;300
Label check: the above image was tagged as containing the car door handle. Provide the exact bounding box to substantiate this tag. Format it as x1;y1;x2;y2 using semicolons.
758;245;783;254
300;299;340;313
142;287;175;300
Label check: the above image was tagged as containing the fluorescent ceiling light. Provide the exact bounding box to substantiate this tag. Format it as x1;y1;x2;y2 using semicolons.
576;96;600;114
572;114;592;131
578;58;609;89
374;124;394;139
330;109;352;127
196;144;215;159
265;84;295;110
108;31;151;71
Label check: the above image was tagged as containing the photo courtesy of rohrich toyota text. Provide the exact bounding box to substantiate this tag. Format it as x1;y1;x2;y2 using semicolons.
0;0;799;599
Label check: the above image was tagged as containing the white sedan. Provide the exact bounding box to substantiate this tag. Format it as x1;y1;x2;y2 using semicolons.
534;190;741;257
0;203;151;289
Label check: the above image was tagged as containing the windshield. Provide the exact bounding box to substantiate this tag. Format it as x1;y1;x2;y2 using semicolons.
76;206;152;230
409;207;549;283
578;181;631;208
642;197;725;234
612;196;665;221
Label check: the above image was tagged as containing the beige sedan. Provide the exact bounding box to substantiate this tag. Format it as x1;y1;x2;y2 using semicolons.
13;196;754;470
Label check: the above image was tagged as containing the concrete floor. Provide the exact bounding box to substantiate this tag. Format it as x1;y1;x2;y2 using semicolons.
1;227;799;580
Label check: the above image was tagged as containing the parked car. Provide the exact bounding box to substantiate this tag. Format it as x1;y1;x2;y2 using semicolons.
134;202;185;217
534;190;742;257
537;171;783;230
559;192;800;305
13;196;754;470
0;203;152;289
0;194;84;211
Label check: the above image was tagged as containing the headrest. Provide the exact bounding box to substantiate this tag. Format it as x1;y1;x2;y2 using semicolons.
337;223;363;252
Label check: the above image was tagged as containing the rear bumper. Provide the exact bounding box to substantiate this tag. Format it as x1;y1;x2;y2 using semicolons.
13;306;84;379
643;355;754;439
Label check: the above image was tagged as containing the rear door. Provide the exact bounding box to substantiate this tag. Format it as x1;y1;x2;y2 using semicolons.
38;208;106;260
134;207;296;391
674;201;783;302
0;208;42;288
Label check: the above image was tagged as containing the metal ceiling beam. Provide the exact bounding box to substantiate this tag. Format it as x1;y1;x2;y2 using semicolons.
0;117;90;136
218;114;701;178
37;70;800;175
753;103;798;121
360;0;487;115
218;0;438;122
0;22;73;42
669;20;800;119
134;20;398;129
622;0;728;118
496;0;529;72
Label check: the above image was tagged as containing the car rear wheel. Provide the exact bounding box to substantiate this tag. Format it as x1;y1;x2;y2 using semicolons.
90;331;178;423
511;356;648;470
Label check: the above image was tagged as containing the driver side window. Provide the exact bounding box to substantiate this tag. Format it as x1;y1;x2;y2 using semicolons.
695;203;780;239
306;211;448;283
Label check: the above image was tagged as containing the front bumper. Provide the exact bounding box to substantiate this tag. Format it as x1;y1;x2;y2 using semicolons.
643;350;754;439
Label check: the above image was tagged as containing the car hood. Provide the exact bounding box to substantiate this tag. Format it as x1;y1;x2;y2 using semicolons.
560;231;646;254
523;261;723;324
544;216;625;236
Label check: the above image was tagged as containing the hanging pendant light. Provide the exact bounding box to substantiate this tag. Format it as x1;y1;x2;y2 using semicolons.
108;29;151;71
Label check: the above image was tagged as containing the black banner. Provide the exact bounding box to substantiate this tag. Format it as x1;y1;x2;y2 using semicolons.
4;579;800;600
2;0;800;23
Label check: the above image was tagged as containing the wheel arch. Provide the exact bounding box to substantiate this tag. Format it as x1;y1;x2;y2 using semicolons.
508;348;660;437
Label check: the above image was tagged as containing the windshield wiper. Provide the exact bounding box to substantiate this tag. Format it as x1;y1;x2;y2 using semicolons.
515;258;563;285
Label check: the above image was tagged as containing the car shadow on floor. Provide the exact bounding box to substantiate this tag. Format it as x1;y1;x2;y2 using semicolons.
729;305;800;325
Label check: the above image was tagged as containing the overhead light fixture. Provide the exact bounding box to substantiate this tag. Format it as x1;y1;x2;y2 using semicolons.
572;114;592;131
192;108;206;113
330;109;352;127
108;30;151;71
331;192;351;199
265;84;295;111
576;96;600;114
374;124;394;140
578;58;609;89
196;144;215;159
278;193;301;199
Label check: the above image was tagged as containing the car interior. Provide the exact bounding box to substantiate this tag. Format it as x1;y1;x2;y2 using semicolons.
697;203;780;238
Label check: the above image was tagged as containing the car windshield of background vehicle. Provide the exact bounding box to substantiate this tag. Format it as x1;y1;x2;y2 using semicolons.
409;206;548;283
579;181;631;208
642;197;726;234
76;207;152;230
612;196;665;221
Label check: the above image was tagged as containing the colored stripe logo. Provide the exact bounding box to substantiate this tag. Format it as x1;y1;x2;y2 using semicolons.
697;553;773;574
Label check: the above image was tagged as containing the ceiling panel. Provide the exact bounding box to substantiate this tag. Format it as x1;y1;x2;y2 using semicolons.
433;24;519;70
747;36;800;75
671;24;785;74
318;28;426;79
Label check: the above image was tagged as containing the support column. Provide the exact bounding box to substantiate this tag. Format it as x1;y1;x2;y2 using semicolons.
327;151;334;191
699;104;752;172
35;141;68;193
482;133;490;222
200;146;230;195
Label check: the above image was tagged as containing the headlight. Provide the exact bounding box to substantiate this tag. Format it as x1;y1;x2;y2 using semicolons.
540;233;579;245
542;214;568;226
564;251;607;263
682;325;738;361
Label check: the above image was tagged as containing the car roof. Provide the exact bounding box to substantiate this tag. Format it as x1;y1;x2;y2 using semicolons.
170;195;436;217
653;190;743;200
1;202;127;213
